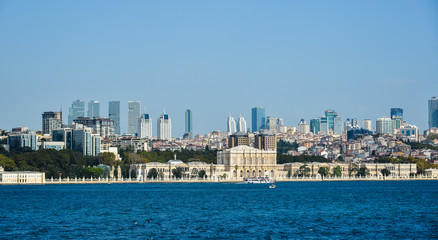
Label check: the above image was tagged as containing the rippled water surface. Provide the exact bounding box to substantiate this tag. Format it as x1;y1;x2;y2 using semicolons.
1;181;437;239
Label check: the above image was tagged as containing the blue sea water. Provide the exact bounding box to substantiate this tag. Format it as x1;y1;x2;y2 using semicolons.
1;181;437;239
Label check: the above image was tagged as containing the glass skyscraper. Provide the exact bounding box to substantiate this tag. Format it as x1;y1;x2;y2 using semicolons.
390;108;403;129
310;118;320;134
68;100;85;124
157;114;172;140
185;109;193;134
251;107;266;132
87;100;100;118
325;110;337;130
428;97;438;129
333;116;343;135
109;101;121;135
128;101;141;135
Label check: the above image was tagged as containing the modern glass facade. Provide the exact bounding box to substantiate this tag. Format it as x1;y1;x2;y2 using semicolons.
109;101;121;135
185;109;193;133
68;100;85;124
376;117;393;134
310;118;320;134
128;101;141;135
325;110;337;130
87;101;100;118
429;97;438;129
333;116;343;135
390;108;403;129
319;117;328;134
251;107;266;132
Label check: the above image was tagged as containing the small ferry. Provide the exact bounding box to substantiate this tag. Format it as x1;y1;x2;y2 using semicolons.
243;177;274;184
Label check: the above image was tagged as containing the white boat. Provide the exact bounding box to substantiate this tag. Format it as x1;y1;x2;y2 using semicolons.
243;177;273;184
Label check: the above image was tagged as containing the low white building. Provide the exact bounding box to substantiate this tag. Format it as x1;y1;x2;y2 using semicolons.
0;166;45;184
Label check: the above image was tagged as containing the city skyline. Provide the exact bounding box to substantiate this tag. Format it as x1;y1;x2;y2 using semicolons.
1;1;437;136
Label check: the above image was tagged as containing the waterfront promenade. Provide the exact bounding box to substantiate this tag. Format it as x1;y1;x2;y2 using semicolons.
2;174;435;185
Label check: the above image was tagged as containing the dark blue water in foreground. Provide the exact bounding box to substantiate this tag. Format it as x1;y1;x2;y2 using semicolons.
1;181;437;239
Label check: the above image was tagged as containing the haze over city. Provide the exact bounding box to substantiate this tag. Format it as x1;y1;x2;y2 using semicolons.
1;1;437;136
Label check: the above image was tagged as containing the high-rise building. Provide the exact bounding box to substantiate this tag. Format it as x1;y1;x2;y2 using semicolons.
8;128;37;151
237;114;247;133
351;118;359;127
157;114;172;140
138;114;153;139
73;117;115;138
325;110;338;130
87;100;100;118
108;101;120;135
227;115;237;134
297;119;310;134
68;100;84;124
42;111;62;134
319;116;329;134
362;119;372;131
185;109;193;135
376;117;393;135
128;101;141;135
429;97;438;129
254;131;276;151
73;127;100;156
390;108;403;130
344;118;352;131
266;117;278;133
333;116;343;135
251;107;266;132
228;132;249;148
310;119;320;134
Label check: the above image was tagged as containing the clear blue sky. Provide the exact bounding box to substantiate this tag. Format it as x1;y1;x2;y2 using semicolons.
1;0;437;136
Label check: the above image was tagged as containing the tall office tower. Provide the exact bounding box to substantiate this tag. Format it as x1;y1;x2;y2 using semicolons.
310;118;320;134
297;119;310;134
138;114;153;139
351;118;359;127
390;108;403;129
344;118;352;130
128;101;141;135
185;109;193;136
108;101;120;135
376;117;393;135
251;107;266;132
319;116;329;134
325;110;338;130
277;118;284;132
157;114;172;140
429;97;438;129
87;100;100;118
68;100;85;124
227;115;237;134
237;114;247;133
266;117;278;133
333;116;343;135
362;119;372;131
42;111;63;134
254;131;277;151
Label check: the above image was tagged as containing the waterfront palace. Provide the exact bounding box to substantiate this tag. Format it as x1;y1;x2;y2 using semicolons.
131;145;417;181
0;166;45;184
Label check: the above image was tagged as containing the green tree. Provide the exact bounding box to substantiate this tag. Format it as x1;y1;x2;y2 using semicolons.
147;168;158;179
349;164;359;177
318;166;330;178
172;167;184;179
357;166;370;177
198;170;207;178
333;166;342;177
98;152;116;166
298;164;311;177
0;154;16;171
381;168;391;177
